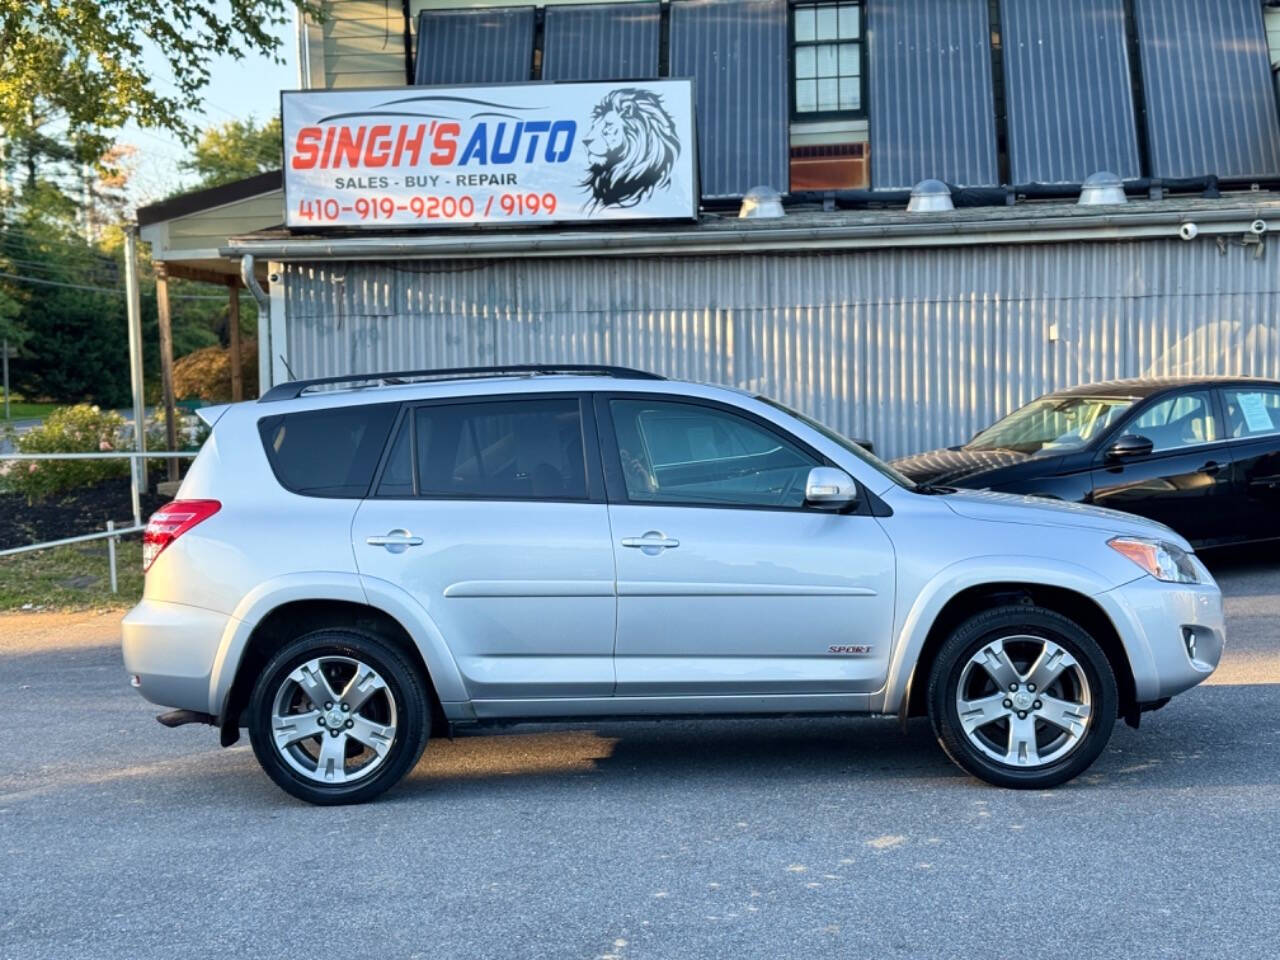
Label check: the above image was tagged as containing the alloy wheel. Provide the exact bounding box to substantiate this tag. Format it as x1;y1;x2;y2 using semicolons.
269;655;399;784
954;634;1093;768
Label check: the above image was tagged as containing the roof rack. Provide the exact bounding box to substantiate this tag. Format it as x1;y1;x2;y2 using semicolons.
258;364;665;403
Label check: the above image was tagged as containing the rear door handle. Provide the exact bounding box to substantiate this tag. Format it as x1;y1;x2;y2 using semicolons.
366;529;424;553
621;531;680;553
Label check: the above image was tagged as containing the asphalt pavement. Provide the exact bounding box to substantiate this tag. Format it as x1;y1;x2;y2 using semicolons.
2;552;1278;960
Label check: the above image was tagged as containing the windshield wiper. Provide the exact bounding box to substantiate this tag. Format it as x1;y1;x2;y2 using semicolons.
914;482;957;495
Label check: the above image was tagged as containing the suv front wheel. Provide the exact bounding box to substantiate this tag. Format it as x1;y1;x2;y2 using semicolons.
247;629;430;805
927;605;1118;789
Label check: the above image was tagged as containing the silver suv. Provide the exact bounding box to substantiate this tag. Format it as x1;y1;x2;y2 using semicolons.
123;366;1224;804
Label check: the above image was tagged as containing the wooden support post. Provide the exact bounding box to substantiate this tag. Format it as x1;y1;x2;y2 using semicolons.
227;277;243;402
154;263;179;482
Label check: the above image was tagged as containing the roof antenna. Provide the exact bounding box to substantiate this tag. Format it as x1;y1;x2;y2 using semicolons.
279;354;298;381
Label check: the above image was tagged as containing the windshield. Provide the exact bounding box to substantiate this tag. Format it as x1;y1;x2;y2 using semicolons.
967;395;1137;454
757;396;917;489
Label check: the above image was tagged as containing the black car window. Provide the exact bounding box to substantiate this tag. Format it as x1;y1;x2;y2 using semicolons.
608;398;817;508
1128;392;1217;451
376;416;414;496
258;403;399;498
1221;387;1280;439
408;397;588;500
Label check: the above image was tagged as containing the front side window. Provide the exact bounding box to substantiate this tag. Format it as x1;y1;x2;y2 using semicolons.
791;1;864;117
378;397;588;500
1222;387;1280;439
967;395;1137;455
1127;392;1218;452
609;399;817;508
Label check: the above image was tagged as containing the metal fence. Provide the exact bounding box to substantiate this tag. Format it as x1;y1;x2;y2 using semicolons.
0;450;199;593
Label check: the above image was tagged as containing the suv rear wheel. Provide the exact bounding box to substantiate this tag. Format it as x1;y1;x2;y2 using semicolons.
927;605;1117;789
247;629;430;805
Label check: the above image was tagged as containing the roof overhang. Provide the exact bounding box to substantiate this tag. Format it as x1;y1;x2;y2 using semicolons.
223;195;1280;262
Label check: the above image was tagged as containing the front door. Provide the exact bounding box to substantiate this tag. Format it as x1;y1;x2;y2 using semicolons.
352;394;617;700
1090;389;1233;546
599;395;896;698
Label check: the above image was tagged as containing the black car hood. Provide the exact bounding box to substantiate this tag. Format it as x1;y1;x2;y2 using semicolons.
890;446;1054;485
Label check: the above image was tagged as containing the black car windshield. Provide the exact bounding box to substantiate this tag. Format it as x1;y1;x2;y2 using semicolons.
757;396;917;489
967;395;1137;454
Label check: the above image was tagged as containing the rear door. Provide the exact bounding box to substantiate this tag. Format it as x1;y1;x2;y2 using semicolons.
599;394;896;698
1090;389;1234;545
1219;384;1280;543
352;393;617;701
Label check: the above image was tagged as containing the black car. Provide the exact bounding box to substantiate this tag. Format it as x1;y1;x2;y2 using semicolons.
891;376;1280;548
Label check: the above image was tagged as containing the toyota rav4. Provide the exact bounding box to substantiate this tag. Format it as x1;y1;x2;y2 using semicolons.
122;365;1224;804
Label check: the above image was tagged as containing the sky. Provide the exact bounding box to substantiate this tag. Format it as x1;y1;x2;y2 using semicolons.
119;10;297;210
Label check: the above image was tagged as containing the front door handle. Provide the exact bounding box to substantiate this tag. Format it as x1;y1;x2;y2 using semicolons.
1201;461;1222;476
366;529;424;553
621;531;680;554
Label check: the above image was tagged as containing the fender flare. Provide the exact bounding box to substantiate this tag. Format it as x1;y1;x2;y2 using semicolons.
876;556;1153;717
207;572;468;719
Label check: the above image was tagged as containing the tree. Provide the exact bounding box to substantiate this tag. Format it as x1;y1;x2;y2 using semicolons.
182;116;283;189
0;1;316;162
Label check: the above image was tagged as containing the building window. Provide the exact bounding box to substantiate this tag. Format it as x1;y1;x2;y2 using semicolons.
790;1;864;119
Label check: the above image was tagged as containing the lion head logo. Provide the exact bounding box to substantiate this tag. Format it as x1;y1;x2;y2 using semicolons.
581;88;681;210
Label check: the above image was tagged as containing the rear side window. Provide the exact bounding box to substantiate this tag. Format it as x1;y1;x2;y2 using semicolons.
376;397;588;500
1222;387;1280;439
258;403;399;497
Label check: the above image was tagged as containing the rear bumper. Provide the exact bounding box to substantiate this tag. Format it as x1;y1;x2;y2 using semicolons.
121;599;233;715
1099;576;1225;703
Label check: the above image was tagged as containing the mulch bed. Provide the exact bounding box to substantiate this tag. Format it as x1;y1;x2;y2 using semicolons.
0;479;168;551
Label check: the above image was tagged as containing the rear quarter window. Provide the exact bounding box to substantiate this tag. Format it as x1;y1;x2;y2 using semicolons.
258;403;399;497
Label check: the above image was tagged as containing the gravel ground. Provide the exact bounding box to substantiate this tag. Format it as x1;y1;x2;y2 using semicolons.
1;553;1277;960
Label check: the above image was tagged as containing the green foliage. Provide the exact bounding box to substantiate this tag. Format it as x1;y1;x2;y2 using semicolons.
0;221;131;406
1;405;129;503
183;116;284;189
0;220;245;407
0;1;318;157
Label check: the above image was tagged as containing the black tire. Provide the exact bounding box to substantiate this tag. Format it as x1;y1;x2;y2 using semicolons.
927;604;1117;789
248;628;430;805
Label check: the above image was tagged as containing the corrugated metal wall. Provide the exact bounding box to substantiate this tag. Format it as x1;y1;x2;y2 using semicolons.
542;2;660;82
668;0;790;198
867;0;999;189
1000;0;1141;185
414;7;534;85
283;239;1280;459
1134;0;1280;180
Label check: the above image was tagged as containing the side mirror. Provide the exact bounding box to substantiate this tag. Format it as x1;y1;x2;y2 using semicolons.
805;466;859;510
1106;434;1154;459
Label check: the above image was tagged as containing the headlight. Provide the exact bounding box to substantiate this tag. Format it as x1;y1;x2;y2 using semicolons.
1108;537;1203;584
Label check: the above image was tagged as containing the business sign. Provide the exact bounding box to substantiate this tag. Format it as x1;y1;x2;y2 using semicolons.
281;81;697;229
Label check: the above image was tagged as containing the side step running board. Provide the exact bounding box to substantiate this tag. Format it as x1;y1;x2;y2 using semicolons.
156;709;217;728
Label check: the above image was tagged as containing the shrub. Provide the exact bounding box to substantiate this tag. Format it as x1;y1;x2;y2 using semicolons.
1;405;129;503
143;411;211;477
172;341;258;403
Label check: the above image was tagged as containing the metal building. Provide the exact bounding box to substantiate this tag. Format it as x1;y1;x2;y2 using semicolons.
136;0;1280;459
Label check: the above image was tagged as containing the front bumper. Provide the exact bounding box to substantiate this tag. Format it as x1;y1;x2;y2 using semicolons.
1099;576;1225;703
121;599;233;715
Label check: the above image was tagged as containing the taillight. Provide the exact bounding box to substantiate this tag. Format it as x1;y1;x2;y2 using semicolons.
142;500;221;572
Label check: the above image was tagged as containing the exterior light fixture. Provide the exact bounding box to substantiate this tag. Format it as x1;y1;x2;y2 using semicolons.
738;186;785;219
1078;172;1127;206
907;179;954;213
